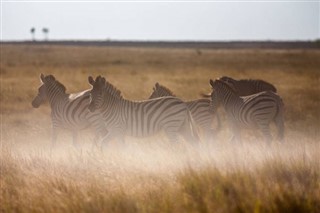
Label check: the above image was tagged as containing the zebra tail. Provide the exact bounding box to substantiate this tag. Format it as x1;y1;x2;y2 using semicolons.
275;98;285;141
200;93;211;99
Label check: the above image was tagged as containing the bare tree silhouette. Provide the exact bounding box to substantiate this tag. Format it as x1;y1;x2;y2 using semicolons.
42;28;49;41
30;27;35;41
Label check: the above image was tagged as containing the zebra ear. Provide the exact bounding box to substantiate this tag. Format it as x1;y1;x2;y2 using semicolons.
40;73;45;82
88;76;95;85
210;79;214;87
95;75;100;82
155;82;160;88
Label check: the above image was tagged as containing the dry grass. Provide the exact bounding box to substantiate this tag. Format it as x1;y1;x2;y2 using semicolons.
1;44;320;212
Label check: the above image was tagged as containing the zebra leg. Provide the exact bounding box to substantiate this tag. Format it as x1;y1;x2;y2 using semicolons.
92;132;103;150
72;131;79;148
51;127;58;149
99;132;112;145
99;127;124;148
92;134;99;150
274;112;285;142
164;129;180;144
259;123;272;144
215;113;222;132
179;121;200;144
230;123;242;144
92;126;108;150
180;128;198;144
203;129;216;143
90;120;108;150
180;112;201;144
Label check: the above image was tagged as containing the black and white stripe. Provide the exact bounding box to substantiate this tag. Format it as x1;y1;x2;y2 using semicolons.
220;76;277;96
209;79;284;143
32;74;106;147
88;76;199;144
202;76;277;98
149;82;219;142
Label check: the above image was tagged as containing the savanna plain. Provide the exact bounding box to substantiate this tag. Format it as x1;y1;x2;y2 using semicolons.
1;44;320;213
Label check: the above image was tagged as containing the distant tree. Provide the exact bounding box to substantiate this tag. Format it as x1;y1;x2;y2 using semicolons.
42;28;49;41
30;27;35;41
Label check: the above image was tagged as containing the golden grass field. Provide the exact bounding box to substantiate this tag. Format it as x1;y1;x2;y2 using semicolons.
1;44;320;212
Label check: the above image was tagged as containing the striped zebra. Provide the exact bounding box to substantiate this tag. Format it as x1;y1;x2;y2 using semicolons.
209;79;284;143
149;82;220;142
220;76;277;95
87;76;200;145
202;76;277;97
32;74;107;147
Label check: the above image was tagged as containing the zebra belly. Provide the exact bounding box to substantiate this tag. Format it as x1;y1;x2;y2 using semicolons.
55;119;91;130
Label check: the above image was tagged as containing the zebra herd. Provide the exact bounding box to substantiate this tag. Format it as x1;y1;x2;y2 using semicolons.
32;74;284;148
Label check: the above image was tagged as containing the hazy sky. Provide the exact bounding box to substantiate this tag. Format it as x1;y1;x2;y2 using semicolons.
1;1;319;41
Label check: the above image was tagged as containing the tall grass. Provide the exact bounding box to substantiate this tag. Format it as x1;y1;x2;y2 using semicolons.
1;140;319;213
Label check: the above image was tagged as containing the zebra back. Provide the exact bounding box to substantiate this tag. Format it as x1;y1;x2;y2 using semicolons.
219;76;277;96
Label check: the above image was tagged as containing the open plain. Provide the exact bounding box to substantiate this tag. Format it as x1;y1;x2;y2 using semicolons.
1;43;320;212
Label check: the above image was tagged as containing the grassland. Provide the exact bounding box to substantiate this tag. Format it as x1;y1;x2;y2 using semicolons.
1;43;320;212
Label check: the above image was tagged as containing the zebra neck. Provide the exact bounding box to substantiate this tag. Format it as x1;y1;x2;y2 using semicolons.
49;94;68;109
100;94;127;117
46;86;68;109
220;89;240;110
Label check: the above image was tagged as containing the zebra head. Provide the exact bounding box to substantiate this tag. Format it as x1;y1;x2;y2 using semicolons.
210;79;238;110
219;76;237;91
32;74;65;108
31;73;48;108
210;79;230;111
88;76;105;112
219;76;233;83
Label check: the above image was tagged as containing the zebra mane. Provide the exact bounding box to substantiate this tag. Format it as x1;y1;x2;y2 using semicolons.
221;76;273;85
240;78;276;88
215;79;237;94
104;81;123;99
43;75;67;93
96;76;123;99
219;76;233;82
154;83;175;96
219;76;276;92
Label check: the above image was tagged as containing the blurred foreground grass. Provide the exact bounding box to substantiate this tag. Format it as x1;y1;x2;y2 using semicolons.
1;141;319;213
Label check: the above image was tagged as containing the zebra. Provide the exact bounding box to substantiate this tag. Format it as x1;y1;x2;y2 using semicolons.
31;74;107;147
202;76;277;97
220;76;277;95
87;76;200;145
209;79;284;143
149;82;220;142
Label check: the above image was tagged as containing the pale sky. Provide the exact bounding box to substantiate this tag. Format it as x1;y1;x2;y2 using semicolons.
1;1;319;41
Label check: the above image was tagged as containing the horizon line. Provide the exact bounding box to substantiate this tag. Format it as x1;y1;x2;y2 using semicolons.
1;38;320;43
